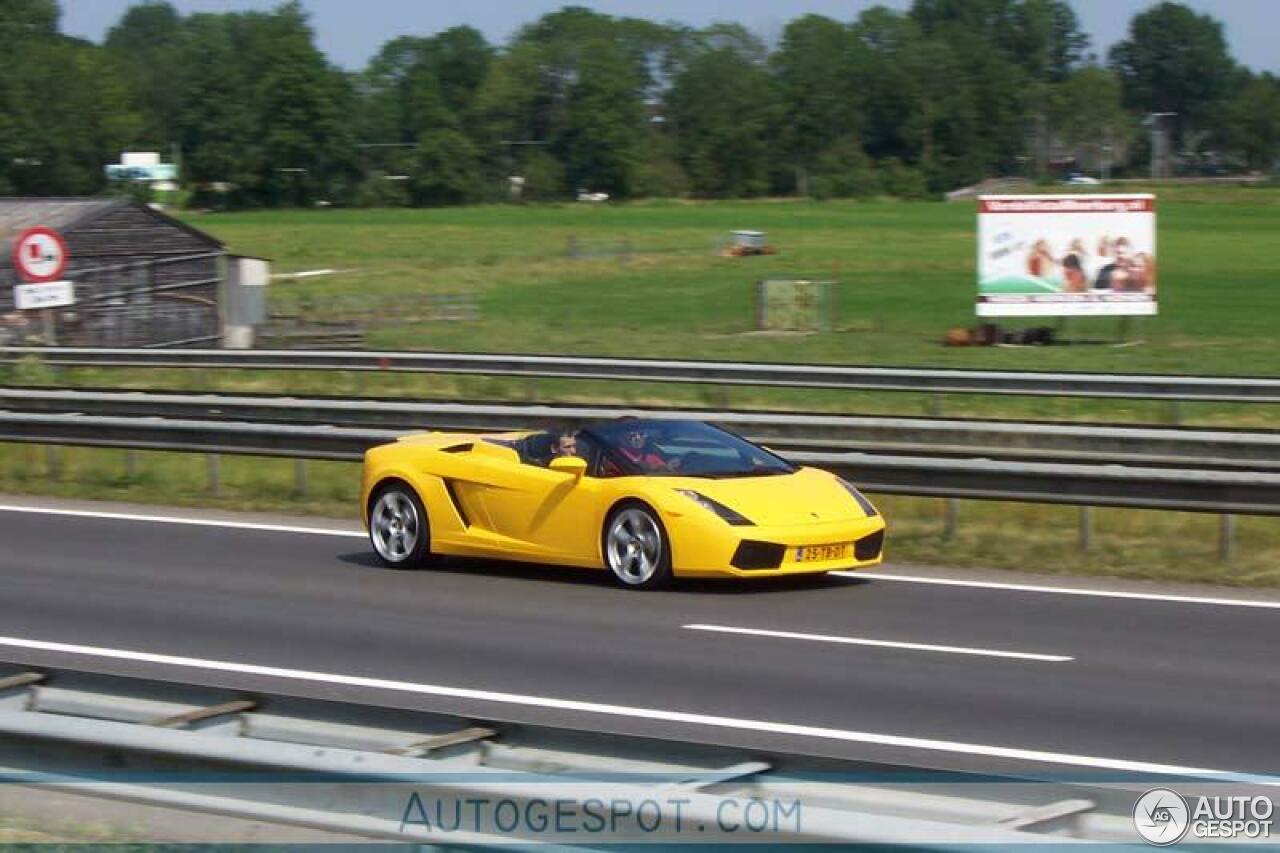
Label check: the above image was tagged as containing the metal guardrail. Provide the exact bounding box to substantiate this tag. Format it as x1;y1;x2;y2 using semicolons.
4;387;1280;471
6;346;1280;402
2;411;1280;515
0;666;1148;844
0;411;392;461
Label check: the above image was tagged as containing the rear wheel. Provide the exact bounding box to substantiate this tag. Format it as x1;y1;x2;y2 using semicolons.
603;502;672;590
369;483;432;569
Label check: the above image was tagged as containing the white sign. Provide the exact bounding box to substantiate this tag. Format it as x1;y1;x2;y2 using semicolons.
237;256;270;287
122;151;161;167
12;226;69;282
977;194;1157;318
14;281;74;311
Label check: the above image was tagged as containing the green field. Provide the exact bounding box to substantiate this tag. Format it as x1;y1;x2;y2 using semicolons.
198;187;1280;373
152;187;1279;423
4;187;1280;586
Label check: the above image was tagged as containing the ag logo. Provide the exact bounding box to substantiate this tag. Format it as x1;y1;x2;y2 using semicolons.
1134;788;1190;845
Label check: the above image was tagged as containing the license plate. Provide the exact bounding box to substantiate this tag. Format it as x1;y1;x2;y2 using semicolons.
795;543;851;563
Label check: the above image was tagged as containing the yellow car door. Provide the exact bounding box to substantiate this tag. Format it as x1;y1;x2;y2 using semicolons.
479;452;607;566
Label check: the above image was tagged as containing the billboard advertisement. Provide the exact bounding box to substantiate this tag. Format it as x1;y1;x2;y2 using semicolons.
105;163;178;182
105;151;178;184
977;195;1157;317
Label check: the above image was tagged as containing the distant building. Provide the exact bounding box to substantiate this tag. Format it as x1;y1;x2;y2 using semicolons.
0;197;225;347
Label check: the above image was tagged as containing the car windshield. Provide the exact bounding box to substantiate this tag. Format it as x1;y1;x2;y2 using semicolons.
585;420;795;478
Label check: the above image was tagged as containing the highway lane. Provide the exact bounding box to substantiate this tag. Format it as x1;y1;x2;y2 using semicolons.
0;500;1277;777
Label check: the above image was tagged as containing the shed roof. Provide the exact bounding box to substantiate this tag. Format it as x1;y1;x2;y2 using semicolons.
0;197;223;259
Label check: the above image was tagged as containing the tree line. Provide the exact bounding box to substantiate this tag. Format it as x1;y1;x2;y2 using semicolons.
1;0;1277;206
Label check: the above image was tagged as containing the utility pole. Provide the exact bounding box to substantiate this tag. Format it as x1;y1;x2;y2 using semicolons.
1146;112;1176;179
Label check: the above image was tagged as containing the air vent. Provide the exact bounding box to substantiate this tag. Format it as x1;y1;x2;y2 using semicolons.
440;443;474;454
855;530;884;562
731;541;786;570
443;480;471;527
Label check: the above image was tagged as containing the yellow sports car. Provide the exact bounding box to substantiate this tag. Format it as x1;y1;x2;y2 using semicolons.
360;419;885;589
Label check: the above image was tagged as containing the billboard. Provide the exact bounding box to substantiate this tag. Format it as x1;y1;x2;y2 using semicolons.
977;195;1156;317
105;151;177;184
105;163;178;182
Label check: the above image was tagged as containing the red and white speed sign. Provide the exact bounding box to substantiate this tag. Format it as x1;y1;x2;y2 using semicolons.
11;226;69;283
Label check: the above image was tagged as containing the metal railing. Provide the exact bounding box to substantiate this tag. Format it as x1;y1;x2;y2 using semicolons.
0;666;1160;844
3;387;1280;471
6;346;1280;402
2;410;1279;516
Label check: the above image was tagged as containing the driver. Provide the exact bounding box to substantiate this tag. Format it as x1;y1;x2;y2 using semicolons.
618;424;669;471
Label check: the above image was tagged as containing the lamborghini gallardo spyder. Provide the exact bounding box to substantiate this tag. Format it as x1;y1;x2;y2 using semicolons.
360;418;885;589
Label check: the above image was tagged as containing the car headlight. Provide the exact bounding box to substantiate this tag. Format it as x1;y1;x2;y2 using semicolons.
838;478;879;517
675;489;754;526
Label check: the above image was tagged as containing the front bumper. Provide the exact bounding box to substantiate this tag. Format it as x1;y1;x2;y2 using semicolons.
667;514;887;579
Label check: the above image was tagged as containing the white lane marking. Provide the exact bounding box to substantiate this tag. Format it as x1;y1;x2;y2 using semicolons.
838;571;1280;610
1;504;1276;611
0;634;1264;781
683;624;1072;663
0;504;363;539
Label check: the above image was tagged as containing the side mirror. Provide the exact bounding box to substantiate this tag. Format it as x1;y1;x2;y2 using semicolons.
549;456;588;478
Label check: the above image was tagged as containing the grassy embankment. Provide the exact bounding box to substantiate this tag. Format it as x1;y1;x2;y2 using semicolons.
3;187;1279;585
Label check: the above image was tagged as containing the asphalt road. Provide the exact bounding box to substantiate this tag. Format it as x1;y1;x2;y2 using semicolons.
1;498;1277;778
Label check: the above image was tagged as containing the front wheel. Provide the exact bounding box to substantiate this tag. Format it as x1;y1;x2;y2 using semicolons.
369;483;432;569
603;503;672;590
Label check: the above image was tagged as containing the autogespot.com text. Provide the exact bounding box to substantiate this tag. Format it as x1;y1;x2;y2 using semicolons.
399;791;802;841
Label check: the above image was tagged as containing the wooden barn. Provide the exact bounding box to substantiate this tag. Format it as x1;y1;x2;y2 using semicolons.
0;198;226;347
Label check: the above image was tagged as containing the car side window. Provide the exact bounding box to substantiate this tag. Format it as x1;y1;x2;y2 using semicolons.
596;454;624;478
518;432;556;467
519;431;604;473
574;434;601;475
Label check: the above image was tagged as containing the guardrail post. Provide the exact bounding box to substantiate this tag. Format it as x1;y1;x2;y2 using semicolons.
943;498;959;540
207;454;221;497
1079;506;1094;553
1219;514;1236;563
928;396;943;417
45;446;61;480
125;449;139;481
1168;400;1184;425
294;459;307;497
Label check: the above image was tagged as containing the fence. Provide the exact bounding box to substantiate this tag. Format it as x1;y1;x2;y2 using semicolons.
1;255;222;348
5;347;1280;403
1;387;1278;471
0;408;1275;559
0;666;1142;845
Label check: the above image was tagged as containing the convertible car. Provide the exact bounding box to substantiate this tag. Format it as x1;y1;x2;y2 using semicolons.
360;419;885;589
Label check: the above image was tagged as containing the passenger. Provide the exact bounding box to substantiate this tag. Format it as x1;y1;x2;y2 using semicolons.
551;429;580;459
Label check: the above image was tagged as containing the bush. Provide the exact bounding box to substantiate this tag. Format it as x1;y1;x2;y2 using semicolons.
8;355;58;385
412;129;484;206
107;181;155;205
879;158;932;200
515;150;567;202
809;138;881;199
353;172;411;208
632;157;691;198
